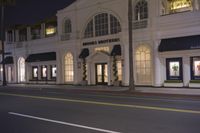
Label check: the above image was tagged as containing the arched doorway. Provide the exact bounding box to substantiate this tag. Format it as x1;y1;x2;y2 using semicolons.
18;57;25;82
135;45;152;85
64;52;74;83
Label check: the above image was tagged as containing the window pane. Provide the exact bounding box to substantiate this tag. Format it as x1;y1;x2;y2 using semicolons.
135;45;152;84
64;53;74;82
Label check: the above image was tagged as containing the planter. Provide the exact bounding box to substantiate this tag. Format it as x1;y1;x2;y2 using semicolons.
189;83;200;88
164;80;183;87
189;80;200;88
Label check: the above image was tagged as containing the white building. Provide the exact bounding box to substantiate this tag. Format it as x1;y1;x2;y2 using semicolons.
2;0;200;88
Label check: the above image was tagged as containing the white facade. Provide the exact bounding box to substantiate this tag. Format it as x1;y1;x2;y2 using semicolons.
2;0;200;87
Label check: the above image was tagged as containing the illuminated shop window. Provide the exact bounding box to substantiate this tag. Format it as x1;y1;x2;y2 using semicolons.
32;66;38;79
136;45;152;84
18;57;25;82
64;52;74;82
166;58;183;80
41;65;47;79
191;57;200;80
170;0;192;10
95;47;110;53
116;60;122;81
161;0;193;15
46;26;56;35
51;65;57;78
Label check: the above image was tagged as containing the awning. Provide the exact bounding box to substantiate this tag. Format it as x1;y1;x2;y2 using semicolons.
111;45;121;56
159;35;200;52
1;56;14;64
26;52;56;62
79;48;89;59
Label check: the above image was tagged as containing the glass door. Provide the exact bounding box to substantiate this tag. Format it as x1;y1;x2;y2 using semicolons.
95;63;108;85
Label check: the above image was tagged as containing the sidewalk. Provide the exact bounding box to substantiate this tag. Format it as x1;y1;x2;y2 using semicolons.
4;83;200;97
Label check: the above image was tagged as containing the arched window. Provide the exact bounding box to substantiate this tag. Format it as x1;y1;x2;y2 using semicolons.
110;14;121;34
84;20;94;38
64;52;74;82
18;57;25;82
64;19;72;34
135;0;148;20
84;13;121;38
135;45;152;85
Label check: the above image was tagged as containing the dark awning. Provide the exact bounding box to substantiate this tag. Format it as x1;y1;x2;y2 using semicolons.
111;45;121;56
159;35;200;52
26;52;56;62
1;56;14;64
79;48;89;59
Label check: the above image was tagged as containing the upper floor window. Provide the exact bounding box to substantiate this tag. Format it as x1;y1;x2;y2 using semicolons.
64;19;72;34
45;26;56;36
19;28;27;42
7;30;14;42
84;13;121;38
135;0;148;21
161;0;193;15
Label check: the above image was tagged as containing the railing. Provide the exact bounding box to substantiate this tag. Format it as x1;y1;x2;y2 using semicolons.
60;33;71;41
132;19;148;30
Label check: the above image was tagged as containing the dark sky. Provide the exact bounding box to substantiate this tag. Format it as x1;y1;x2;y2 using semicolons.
4;0;75;26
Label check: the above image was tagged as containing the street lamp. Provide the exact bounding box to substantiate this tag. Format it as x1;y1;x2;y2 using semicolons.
0;0;15;86
128;0;135;91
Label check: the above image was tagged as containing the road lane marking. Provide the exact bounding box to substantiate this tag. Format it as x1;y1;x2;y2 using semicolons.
9;112;120;133
1;92;200;114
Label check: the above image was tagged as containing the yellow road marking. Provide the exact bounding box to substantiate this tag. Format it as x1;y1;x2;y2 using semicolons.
0;92;200;114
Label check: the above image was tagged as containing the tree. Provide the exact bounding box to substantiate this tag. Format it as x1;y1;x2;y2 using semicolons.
128;0;135;91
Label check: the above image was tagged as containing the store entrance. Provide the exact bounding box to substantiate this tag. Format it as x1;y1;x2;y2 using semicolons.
95;63;108;85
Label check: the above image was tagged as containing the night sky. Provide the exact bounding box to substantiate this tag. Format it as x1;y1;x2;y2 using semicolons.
3;0;75;26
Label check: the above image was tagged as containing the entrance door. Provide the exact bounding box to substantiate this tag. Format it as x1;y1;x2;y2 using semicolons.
95;63;108;85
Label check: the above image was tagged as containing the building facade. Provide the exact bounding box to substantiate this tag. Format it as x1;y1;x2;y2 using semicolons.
1;0;200;88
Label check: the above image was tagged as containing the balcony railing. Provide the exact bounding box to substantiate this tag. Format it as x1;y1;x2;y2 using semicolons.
60;33;71;41
133;19;148;30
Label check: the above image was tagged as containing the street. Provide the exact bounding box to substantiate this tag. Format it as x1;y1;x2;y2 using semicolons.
0;86;200;133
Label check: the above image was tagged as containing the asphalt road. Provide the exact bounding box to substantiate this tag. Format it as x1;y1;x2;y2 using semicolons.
0;86;200;133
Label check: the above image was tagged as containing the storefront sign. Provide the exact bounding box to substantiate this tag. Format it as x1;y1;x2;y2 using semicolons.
83;38;120;46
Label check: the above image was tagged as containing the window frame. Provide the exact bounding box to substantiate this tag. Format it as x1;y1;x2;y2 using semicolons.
32;66;38;80
190;56;200;80
41;65;48;80
50;65;57;80
166;58;183;80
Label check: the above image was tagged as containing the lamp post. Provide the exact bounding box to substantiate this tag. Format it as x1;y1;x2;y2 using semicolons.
1;4;6;86
128;0;135;91
0;0;15;86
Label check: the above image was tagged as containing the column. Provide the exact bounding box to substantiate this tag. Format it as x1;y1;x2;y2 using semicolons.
123;44;129;86
154;40;163;87
183;56;190;87
27;27;31;41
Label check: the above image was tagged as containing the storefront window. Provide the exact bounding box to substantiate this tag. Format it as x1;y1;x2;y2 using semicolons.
116;61;122;81
64;52;74;82
190;57;200;80
135;45;152;84
32;66;38;79
41;65;47;79
161;0;193;15
51;65;57;79
166;58;183;80
169;62;180;76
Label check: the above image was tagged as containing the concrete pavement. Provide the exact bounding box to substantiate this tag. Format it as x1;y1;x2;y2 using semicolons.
2;84;200;97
